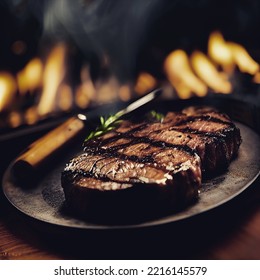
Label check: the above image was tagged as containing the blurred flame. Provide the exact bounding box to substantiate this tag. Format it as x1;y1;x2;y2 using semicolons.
164;50;207;98
253;72;260;84
95;77;119;103
24;106;39;125
170;78;192;99
191;51;232;94
118;85;131;101
0;72;16;112
134;72;157;95
8;111;22;128
1;30;260;130
75;85;91;109
165;31;259;97
228;42;259;75
17;58;43;95
208;31;258;75
75;66;96;109
208;31;234;71
57;84;73;111
37;43;67;116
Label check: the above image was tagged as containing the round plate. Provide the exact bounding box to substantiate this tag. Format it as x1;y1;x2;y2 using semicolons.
2;121;260;230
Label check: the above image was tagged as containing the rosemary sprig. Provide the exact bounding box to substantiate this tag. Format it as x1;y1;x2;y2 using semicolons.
85;110;164;142
150;110;164;122
85;112;123;142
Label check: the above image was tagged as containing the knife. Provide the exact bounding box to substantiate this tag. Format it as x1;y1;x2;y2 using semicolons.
12;88;162;181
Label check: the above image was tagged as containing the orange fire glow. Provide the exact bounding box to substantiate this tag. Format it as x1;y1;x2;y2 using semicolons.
208;31;234;71
7;111;22;128
228;42;259;75
17;58;43;95
75;66;96;109
164;31;259;98
191;51;232;94
24;106;39;125
164;50;207;98
118;85;131;101
134;72;157;95
0;72;16;112
57;84;73;112
95;77;120;103
1;30;260;130
37;43;67;116
208;32;259;75
253;71;260;84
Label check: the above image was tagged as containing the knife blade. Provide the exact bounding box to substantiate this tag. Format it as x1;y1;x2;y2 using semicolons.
12;88;162;181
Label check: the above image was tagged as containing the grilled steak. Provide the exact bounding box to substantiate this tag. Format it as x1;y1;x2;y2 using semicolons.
131;106;241;173
61;106;241;223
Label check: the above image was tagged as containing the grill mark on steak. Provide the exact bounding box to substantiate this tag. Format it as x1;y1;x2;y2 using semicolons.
61;106;241;222
65;155;175;186
83;108;240;174
90;122;148;149
67;120;203;188
170;126;232;138
62;169;133;190
86;136;197;157
172;115;233;127
72;143;199;181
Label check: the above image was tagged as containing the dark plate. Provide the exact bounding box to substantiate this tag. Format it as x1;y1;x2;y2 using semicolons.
2;98;260;230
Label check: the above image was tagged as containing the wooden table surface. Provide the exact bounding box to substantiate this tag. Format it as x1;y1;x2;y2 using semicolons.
1;173;260;260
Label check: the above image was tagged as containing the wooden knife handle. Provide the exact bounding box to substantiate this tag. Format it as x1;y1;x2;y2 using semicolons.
12;116;85;181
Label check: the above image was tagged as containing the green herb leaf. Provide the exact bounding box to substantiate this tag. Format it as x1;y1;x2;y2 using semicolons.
150;110;164;122
100;116;105;125
85;110;164;143
84;113;123;142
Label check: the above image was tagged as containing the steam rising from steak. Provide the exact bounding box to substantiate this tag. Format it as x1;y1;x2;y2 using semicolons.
41;0;167;81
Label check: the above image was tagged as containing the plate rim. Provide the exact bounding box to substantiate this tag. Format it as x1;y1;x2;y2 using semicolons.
2;121;260;230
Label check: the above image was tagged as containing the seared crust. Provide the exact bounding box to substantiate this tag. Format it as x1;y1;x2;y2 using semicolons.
61;106;241;223
61;170;199;223
62;145;201;223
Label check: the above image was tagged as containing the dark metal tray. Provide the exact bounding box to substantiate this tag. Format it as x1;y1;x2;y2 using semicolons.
2;98;260;230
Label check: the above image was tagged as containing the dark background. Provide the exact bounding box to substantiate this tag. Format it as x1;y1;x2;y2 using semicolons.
1;0;260;80
0;0;260;260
